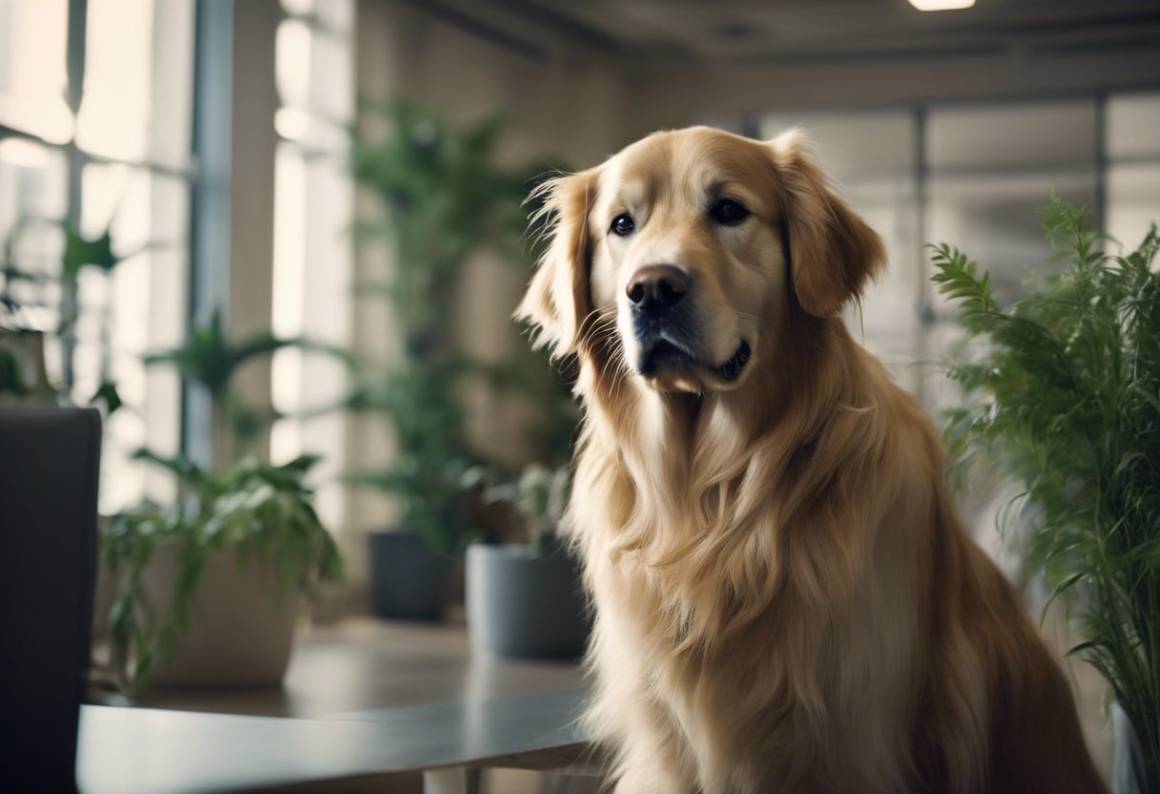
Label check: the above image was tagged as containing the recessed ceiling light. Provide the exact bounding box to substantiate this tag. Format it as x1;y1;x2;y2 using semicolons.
909;0;975;10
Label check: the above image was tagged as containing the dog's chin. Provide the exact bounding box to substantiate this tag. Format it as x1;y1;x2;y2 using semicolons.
635;339;753;394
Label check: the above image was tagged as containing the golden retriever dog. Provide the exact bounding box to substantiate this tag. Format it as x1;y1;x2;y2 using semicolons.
516;126;1106;794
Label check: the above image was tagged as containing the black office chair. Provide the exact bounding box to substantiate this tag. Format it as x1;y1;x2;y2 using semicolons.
0;408;101;793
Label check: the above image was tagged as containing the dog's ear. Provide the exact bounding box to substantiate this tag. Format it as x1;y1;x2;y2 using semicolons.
516;170;596;356
769;130;886;318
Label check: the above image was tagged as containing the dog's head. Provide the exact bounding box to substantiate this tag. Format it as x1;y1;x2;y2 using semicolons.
518;126;885;394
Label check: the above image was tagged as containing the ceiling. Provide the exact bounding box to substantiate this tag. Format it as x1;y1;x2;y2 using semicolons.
416;0;1160;65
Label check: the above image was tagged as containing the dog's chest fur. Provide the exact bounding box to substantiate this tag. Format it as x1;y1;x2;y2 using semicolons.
568;383;929;793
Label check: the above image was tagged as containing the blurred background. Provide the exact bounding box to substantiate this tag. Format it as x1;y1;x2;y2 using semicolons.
1;0;1159;790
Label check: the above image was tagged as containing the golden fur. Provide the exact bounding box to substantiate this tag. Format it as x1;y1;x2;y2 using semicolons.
517;126;1105;794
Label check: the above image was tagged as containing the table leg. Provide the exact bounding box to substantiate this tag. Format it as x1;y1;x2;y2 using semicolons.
422;767;481;794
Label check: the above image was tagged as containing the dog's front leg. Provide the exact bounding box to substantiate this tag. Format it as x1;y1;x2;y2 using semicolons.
603;692;698;794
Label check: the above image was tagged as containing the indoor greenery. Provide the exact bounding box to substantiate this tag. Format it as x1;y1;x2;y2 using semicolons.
98;309;348;691
144;308;347;451
348;99;570;553
933;198;1159;785
0;168;346;693
470;462;571;556
0;218;130;408
102;452;342;691
1;213;156;408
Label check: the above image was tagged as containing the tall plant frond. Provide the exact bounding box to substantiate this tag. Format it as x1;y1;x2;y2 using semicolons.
144;309;350;395
348;99;577;547
933;201;1160;782
929;243;1001;333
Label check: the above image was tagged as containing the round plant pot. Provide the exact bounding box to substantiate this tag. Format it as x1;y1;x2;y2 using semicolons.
142;544;301;688
369;530;453;622
466;543;591;659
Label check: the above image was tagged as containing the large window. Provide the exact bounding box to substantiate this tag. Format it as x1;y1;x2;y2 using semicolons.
270;0;355;531
1106;94;1160;249
0;0;195;512
760;111;921;395
762;93;1160;416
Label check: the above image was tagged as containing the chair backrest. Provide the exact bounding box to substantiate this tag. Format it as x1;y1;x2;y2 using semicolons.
0;408;101;793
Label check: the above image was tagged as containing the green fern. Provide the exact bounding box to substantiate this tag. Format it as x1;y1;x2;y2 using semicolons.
929;243;1000;334
934;198;1160;783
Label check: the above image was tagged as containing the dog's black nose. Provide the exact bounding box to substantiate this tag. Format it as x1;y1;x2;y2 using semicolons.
627;265;690;314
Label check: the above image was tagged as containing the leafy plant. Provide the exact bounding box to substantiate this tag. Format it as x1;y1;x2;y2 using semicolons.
144;308;349;451
341;358;470;553
63;225;119;276
932;198;1160;784
1;216;142;409
102;308;348;690
64;291;350;696
102;453;342;691
352;100;535;333
348;99;566;552
465;462;571;556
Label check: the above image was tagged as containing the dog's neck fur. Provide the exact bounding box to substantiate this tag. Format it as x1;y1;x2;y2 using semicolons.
569;308;888;636
577;309;860;523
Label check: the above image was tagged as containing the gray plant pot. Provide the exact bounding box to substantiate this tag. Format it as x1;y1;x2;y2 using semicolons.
369;530;453;622
466;543;591;659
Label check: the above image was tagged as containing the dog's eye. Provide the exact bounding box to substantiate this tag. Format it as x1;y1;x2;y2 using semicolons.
709;199;750;226
610;214;636;237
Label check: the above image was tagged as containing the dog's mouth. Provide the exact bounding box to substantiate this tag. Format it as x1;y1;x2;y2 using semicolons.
638;339;751;382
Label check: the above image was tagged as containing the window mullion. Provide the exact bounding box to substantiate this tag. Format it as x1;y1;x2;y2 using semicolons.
59;0;87;395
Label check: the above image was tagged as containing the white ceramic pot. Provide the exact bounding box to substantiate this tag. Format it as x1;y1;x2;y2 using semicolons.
142;543;302;688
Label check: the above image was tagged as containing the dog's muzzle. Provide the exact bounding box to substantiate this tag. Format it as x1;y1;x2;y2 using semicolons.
627;265;750;382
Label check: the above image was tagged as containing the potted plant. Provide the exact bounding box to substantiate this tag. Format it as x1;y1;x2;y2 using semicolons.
0;188;348;689
465;463;590;659
933;199;1159;792
102;453;342;691
349;100;553;620
91;311;347;691
345;360;466;621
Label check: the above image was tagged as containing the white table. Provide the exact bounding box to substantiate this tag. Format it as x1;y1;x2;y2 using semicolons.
77;689;592;793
